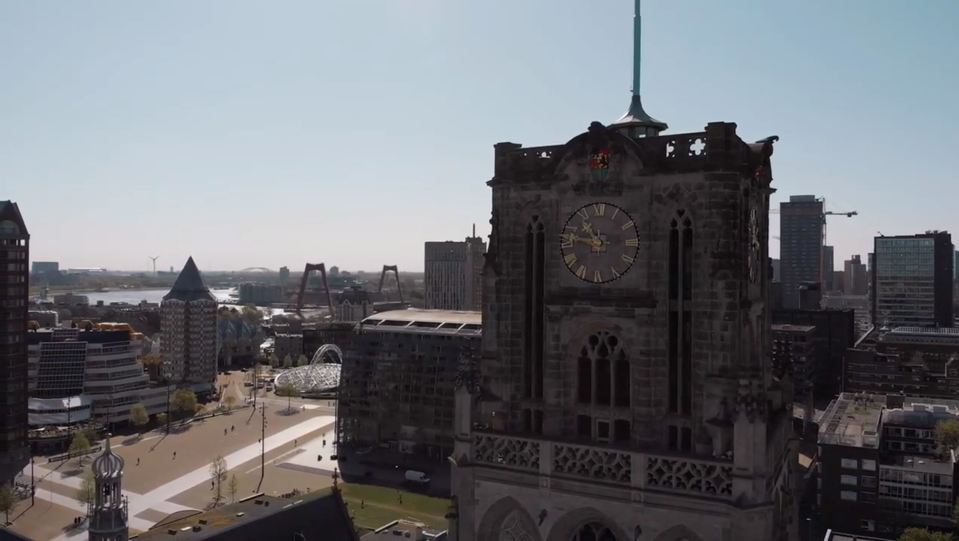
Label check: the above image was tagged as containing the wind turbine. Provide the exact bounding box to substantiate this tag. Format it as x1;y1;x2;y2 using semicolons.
149;256;160;276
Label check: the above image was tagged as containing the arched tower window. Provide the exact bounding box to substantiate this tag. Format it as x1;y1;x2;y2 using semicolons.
575;331;630;442
571;522;619;541
667;211;694;450
523;218;545;402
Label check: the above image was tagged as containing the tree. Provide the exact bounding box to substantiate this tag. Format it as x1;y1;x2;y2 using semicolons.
171;388;198;417
194;403;205;417
283;355;293;369
296;354;309;367
275;383;301;412
129;404;149;438
156;412;168;426
935;420;959;456
209;456;228;507
269;353;280;368
76;472;96;510
898;528;955;541
69;433;92;465
0;484;16;525
224;394;237;410
241;305;263;326
227;473;239;503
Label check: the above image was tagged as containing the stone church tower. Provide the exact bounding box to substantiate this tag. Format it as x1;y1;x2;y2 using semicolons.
448;3;797;541
88;436;129;541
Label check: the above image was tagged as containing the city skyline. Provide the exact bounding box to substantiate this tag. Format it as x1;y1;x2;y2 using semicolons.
3;0;958;271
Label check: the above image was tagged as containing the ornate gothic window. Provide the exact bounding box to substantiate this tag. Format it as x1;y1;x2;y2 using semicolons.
571;522;619;541
576;331;630;409
524;217;545;401
667;211;693;419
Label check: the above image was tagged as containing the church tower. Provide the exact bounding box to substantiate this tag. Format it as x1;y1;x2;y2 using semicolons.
88;436;129;541
449;2;796;540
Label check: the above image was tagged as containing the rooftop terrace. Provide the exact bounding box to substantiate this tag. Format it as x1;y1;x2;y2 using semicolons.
819;393;884;448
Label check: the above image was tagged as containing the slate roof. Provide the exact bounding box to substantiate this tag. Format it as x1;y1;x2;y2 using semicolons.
131;488;358;541
163;257;216;303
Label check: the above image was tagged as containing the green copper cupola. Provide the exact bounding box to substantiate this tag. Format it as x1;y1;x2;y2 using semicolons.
610;0;668;137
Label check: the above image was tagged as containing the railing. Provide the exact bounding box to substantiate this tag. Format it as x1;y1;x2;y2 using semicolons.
472;431;733;500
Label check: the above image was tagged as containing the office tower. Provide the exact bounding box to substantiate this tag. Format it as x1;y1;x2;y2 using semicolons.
872;231;954;328
843;255;868;296
0;201;30;484
449;3;795;540
824;245;834;291
779;195;824;309
424;231;486;312
160;257;218;393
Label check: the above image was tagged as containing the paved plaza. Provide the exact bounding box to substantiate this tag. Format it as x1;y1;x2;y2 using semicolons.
8;402;341;541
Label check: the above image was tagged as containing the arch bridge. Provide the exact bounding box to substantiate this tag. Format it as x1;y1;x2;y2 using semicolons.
238;267;276;273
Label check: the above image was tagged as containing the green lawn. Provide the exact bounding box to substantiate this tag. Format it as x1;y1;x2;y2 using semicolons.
341;482;450;531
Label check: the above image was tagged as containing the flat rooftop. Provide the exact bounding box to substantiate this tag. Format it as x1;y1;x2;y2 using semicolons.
819;393;883;448
360;309;481;335
771;324;816;333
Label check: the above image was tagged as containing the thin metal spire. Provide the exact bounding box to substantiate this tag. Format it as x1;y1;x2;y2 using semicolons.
610;0;667;137
633;0;642;97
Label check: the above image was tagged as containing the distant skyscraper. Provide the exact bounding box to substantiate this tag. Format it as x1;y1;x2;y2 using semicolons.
424;232;486;312
278;266;290;283
0;201;30;484
779;195;824;309
823;245;834;291
954;249;959;280
843;255;867;296
872;232;954;328
160;257;218;392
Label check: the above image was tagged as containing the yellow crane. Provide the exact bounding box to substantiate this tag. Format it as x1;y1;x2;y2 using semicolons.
770;197;858;287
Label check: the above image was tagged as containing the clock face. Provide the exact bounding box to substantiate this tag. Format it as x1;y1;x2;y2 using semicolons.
748;206;761;283
560;202;640;284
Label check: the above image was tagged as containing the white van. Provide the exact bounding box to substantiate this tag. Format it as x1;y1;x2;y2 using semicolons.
404;470;430;484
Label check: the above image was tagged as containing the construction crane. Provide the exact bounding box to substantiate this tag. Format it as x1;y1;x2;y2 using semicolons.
770;197;858;287
294;263;334;318
377;265;404;304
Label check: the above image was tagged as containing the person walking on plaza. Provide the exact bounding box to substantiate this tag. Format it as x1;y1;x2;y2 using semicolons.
173;451;176;460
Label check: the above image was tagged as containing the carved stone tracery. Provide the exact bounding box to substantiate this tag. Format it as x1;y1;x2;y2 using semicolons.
552;444;631;483
735;379;767;422
454;347;480;393
646;456;733;496
473;434;540;471
501;511;536;541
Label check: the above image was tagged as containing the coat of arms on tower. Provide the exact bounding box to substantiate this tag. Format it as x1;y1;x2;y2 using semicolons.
570;122;628;196
588;147;611;181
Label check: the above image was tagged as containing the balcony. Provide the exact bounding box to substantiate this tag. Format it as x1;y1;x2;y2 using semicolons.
471;431;733;500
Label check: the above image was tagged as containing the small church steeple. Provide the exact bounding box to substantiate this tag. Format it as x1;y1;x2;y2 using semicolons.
610;0;668;137
88;435;129;541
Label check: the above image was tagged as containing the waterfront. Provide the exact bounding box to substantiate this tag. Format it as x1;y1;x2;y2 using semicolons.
81;288;235;305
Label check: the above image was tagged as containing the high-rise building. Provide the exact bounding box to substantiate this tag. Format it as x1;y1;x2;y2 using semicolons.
449;4;795;540
278;266;290;283
0;201;30;484
954;249;958;280
824;245;834;291
871;231;954;329
779;195;824;309
424;232;486;311
160;257;218;394
843;255;868;296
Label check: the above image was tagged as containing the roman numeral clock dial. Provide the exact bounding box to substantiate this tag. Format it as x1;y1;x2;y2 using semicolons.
560;202;641;284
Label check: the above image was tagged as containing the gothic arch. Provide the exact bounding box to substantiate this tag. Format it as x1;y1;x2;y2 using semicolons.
564;319;637;361
477;496;542;541
545;507;630;541
651;524;705;541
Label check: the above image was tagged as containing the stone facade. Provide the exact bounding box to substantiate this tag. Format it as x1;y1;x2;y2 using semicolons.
450;122;797;541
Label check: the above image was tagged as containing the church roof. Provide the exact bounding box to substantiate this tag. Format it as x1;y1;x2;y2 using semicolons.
163;257;215;303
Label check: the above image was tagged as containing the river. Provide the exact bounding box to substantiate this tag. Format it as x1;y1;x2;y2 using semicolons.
78;288;294;316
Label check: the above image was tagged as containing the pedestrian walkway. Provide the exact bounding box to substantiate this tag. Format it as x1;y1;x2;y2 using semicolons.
46;414;333;541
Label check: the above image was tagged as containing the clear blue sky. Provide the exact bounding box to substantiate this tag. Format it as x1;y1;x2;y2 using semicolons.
2;0;957;273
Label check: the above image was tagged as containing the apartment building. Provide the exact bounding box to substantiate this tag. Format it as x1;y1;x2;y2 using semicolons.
338;309;480;461
0;201;30;484
771;324;816;399
872;231;954;329
780;195;825;309
160;257;218;395
27;323;170;427
424;231;486;311
843;327;959;398
817;393;959;536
